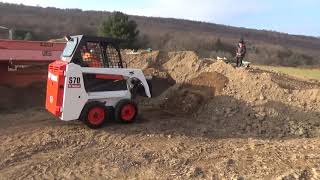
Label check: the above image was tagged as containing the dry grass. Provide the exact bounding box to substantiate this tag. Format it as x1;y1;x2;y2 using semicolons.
254;65;320;80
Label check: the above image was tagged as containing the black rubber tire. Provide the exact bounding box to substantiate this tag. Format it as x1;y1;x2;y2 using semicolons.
80;102;107;129
115;99;138;123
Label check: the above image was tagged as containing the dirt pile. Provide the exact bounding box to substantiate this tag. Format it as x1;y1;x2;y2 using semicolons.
188;72;229;96
0;86;16;111
121;50;160;70
0;83;45;113
150;51;320;138
156;84;208;115
156;72;229;115
163;51;209;83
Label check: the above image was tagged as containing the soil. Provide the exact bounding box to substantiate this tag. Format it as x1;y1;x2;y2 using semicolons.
121;50;160;70
0;82;46;113
1;51;320;179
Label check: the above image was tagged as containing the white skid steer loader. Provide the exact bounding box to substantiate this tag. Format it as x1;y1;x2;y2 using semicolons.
45;35;152;129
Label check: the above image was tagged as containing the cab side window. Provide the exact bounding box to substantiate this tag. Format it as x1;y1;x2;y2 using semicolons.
105;45;123;68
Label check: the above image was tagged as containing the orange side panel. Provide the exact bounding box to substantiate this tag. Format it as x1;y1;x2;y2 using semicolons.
45;61;67;117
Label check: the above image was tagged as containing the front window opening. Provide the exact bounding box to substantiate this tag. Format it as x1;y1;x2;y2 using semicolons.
62;37;78;57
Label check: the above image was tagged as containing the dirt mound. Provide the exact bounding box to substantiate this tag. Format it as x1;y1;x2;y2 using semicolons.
121;50;160;70
142;67;171;79
0;83;45;113
200;62;320;138
0;86;16;110
159;85;208;115
163;51;205;83
154;72;228;115
150;51;320;138
270;73;320;90
187;72;229;95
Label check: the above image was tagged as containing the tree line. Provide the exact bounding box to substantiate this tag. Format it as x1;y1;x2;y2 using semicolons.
0;2;319;67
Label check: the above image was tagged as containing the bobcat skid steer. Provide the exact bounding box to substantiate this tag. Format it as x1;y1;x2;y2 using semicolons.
45;35;151;129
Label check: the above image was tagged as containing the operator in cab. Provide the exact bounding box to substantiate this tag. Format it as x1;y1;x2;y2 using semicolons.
82;49;103;67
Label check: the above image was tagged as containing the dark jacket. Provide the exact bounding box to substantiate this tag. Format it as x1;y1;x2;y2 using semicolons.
236;44;246;58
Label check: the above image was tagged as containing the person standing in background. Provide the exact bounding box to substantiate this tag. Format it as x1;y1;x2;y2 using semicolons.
236;38;246;67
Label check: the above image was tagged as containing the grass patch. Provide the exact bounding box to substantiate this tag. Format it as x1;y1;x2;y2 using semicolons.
254;65;320;80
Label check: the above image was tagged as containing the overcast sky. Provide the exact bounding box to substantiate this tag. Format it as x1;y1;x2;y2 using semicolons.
1;0;320;37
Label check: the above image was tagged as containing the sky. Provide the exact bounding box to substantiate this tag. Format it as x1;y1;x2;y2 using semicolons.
1;0;320;37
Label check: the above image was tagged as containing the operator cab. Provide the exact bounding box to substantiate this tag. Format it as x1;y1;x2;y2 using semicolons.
61;35;127;93
61;35;124;68
59;35;150;97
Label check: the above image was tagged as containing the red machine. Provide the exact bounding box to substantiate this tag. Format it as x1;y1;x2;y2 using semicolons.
0;39;65;87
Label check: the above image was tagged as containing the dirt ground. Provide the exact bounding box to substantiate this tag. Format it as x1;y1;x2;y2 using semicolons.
1;51;320;179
